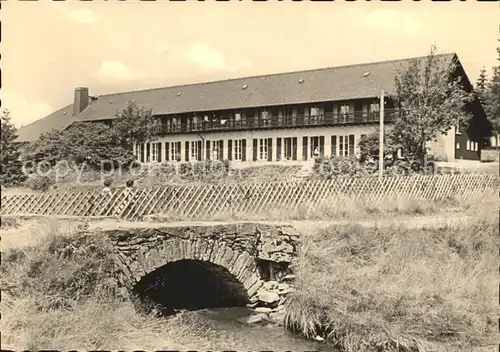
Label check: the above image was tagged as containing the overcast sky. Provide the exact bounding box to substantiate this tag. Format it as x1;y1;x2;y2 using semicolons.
2;1;499;127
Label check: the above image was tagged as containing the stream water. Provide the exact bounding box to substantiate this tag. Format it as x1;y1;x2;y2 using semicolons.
176;307;332;351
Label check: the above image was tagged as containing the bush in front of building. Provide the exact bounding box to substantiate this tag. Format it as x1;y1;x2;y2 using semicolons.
127;159;235;186
177;159;232;181
25;174;56;192
313;155;438;179
313;156;369;178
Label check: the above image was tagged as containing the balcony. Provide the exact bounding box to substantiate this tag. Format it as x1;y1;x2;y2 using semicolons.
159;109;401;135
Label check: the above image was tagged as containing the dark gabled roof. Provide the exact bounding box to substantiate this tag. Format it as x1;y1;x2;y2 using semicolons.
17;53;457;142
16;104;74;142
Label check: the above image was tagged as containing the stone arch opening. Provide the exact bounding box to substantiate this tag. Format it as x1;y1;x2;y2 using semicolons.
132;259;250;316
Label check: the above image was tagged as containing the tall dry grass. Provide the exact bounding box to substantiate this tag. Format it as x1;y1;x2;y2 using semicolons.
1;194;497;351
284;209;499;352
0;224;208;350
148;193;494;222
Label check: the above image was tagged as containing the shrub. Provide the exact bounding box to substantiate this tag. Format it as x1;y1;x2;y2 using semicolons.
1;227;118;311
25;174;56;192
314;155;368;178
313;155;439;179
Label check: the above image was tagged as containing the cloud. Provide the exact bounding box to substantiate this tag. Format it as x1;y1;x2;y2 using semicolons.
362;9;425;35
186;43;227;70
96;60;146;83
185;42;253;73
68;8;100;24
1;90;53;128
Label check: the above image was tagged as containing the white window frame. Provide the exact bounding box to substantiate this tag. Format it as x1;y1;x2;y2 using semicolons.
310;106;320;116
192;115;200;128
169;117;179;132
259;138;268;161
309;106;319;124
369;103;380;112
233;139;242;161
211;140;220;160
260;110;269;127
170;142;180;162
151;142;159;162
474;142;478;151
190;141;199;161
456;142;460;149
339;104;349;123
134;143;141;161
339;135;350;157
466;140;470;151
310;136;320;157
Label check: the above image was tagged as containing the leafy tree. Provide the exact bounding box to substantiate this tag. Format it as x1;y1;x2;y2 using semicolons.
475;39;500;147
358;132;401;162
0;110;27;186
485;42;500;146
61;121;135;169
23;129;65;167
23;101;159;172
475;66;488;104
392;45;474;164
113;102;160;151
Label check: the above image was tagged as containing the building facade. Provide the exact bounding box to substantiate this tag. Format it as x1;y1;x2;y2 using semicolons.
135;105;403;166
17;53;491;165
133;100;470;166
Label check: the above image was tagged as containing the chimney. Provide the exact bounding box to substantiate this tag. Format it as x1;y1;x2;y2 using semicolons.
73;87;89;116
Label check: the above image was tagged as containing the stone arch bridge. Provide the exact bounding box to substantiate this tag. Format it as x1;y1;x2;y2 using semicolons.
103;222;301;315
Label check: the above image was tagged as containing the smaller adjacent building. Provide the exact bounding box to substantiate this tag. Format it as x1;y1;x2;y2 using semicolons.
17;53;492;166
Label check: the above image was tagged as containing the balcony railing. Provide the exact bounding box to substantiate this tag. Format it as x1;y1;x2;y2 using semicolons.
159;109;401;135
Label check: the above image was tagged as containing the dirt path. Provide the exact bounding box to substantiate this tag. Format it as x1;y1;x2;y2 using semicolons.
83;214;476;233
1;213;478;251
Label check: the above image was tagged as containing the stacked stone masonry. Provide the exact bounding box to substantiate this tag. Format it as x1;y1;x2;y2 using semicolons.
102;222;301;320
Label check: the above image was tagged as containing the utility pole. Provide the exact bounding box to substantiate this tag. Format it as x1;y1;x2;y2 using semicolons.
378;90;385;182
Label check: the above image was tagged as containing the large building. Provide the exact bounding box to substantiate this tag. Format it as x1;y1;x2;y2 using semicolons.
17;53;492;166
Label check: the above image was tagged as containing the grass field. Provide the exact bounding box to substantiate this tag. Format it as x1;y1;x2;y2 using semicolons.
0;221;210;350
1;195;498;351
285;210;499;352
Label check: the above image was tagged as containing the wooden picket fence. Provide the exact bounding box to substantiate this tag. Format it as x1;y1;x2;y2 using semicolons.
1;174;498;220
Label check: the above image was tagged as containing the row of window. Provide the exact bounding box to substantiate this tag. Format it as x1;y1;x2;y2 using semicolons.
466;140;479;152
156;101;395;135
163;103;383;128
455;140;479;152
135;134;360;163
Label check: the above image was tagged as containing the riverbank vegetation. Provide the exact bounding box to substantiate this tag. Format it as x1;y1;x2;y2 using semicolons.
1;195;497;351
0;223;207;350
285;209;498;352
